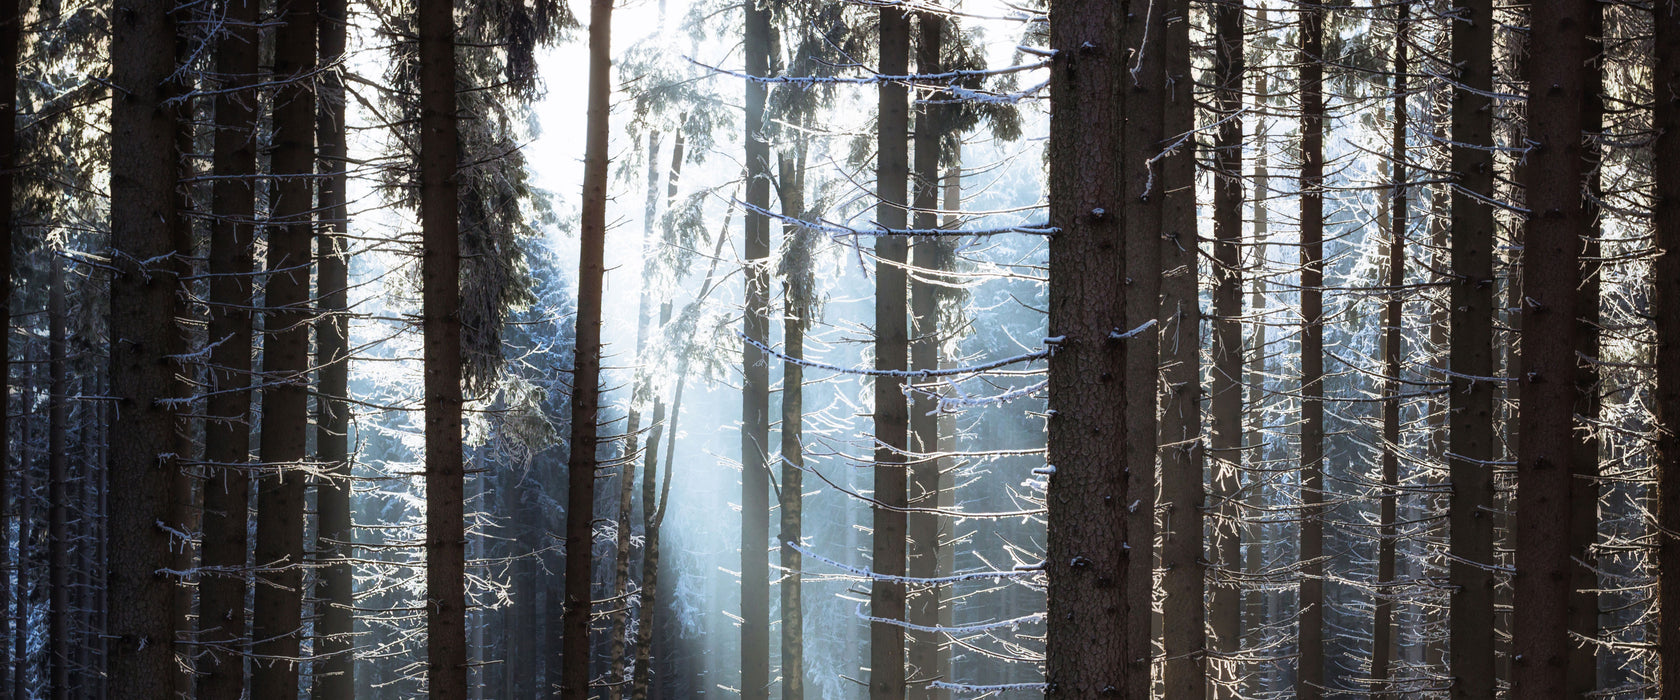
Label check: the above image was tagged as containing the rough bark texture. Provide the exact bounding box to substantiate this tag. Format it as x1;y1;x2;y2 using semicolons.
419;0;467;692
251;0;316;693
1244;49;1272;696
198;0;260;694
1207;1;1245;695
871;4;910;699
907;11;945;698
1297;2;1325;696
106;0;185;688
1044;0;1143;694
1657;0;1680;693
779;134;808;700
1514;1;1588;694
1373;11;1408;690
313;0;354;692
0;0;16;682
1448;0;1498;694
741;0;773;696
48;257;68;700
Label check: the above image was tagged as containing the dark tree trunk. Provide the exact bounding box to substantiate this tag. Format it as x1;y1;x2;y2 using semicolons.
1569;4;1603;694
251;0;317;693
1513;2;1588;694
1372;8;1408;690
48;255;68;700
1157;1;1202;696
871;3;910;698
1296;2;1325;696
907;11;944;698
197;0;260;694
106;0;186;687
1207;0;1244;694
1044;0;1146;694
779;133;808;700
560;0;614;696
1448;0;1498;693
419;0;466;691
1656;0;1680;693
313;0;354;692
0;0;16;683
742;0;774;694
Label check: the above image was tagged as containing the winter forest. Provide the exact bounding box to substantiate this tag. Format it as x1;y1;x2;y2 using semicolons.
5;0;1680;697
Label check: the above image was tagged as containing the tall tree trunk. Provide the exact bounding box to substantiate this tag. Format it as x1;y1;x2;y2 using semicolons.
313;0;354;691
741;0;773;696
1044;0;1145;694
198;0;260;694
1512;2;1587;694
1448;0;1499;691
779;134;808;700
1372;9;1408;691
1244;45;1271;695
933;155;958;700
419;0;467;691
1158;0;1202;696
907;10;944;698
106;0;186;686
48;255;68;700
0;0;16;683
15;401;30;700
1207;1;1244;695
251;0;317;693
871;3;910;698
1296;1;1325;695
561;0;614;696
1654;0;1680;693
632;129;685;700
1568;5;1602;694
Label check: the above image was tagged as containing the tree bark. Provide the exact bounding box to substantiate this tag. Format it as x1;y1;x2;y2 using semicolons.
1568;5;1603;694
1044;0;1145;695
1512;2;1588;693
1448;0;1499;693
1207;1;1244;695
419;0;467;691
779;131;808;700
871;3;910;698
48;253;69;700
313;0;354;691
0;0;17;683
1372;9;1408;691
1655;0;1680;694
742;0;773;696
197;0;260;694
561;0;614;696
106;0;186;687
1296;2;1326;695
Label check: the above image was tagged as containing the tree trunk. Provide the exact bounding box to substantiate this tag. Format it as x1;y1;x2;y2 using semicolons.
933;156;959;700
0;0;17;683
15;400;30;700
1296;2;1325;695
779;132;808;700
1207;0;1244;695
106;0;186;686
1044;0;1145;694
1157;1;1201;696
871;3;910;698
1568;5;1602;694
1512;3;1588;694
1372;9;1408;691
313;0;354;691
907;11;944;698
419;0;467;691
1655;0;1680;693
198;0;260;694
48;253;69;700
561;0;614;696
251;0;317;693
1244;44;1271;695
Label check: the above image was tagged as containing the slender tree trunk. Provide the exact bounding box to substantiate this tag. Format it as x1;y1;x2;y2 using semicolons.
1207;1;1244;695
1568;5;1603;695
932;155;958;700
106;0;186;686
779;134;808;700
48;255;69;700
907;10;945;698
561;0;614;696
198;0;260;694
1044;0;1144;694
1158;1;1202;696
15;402;30;700
1512;3;1588;694
251;0;317;692
0;0;17;683
1372;10;1409;691
1244;47;1271;695
871;3;911;698
1655;0;1680;693
1296;2;1326;695
313;0;354;691
419;0;467;691
740;0;773;696
1448;0;1499;691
